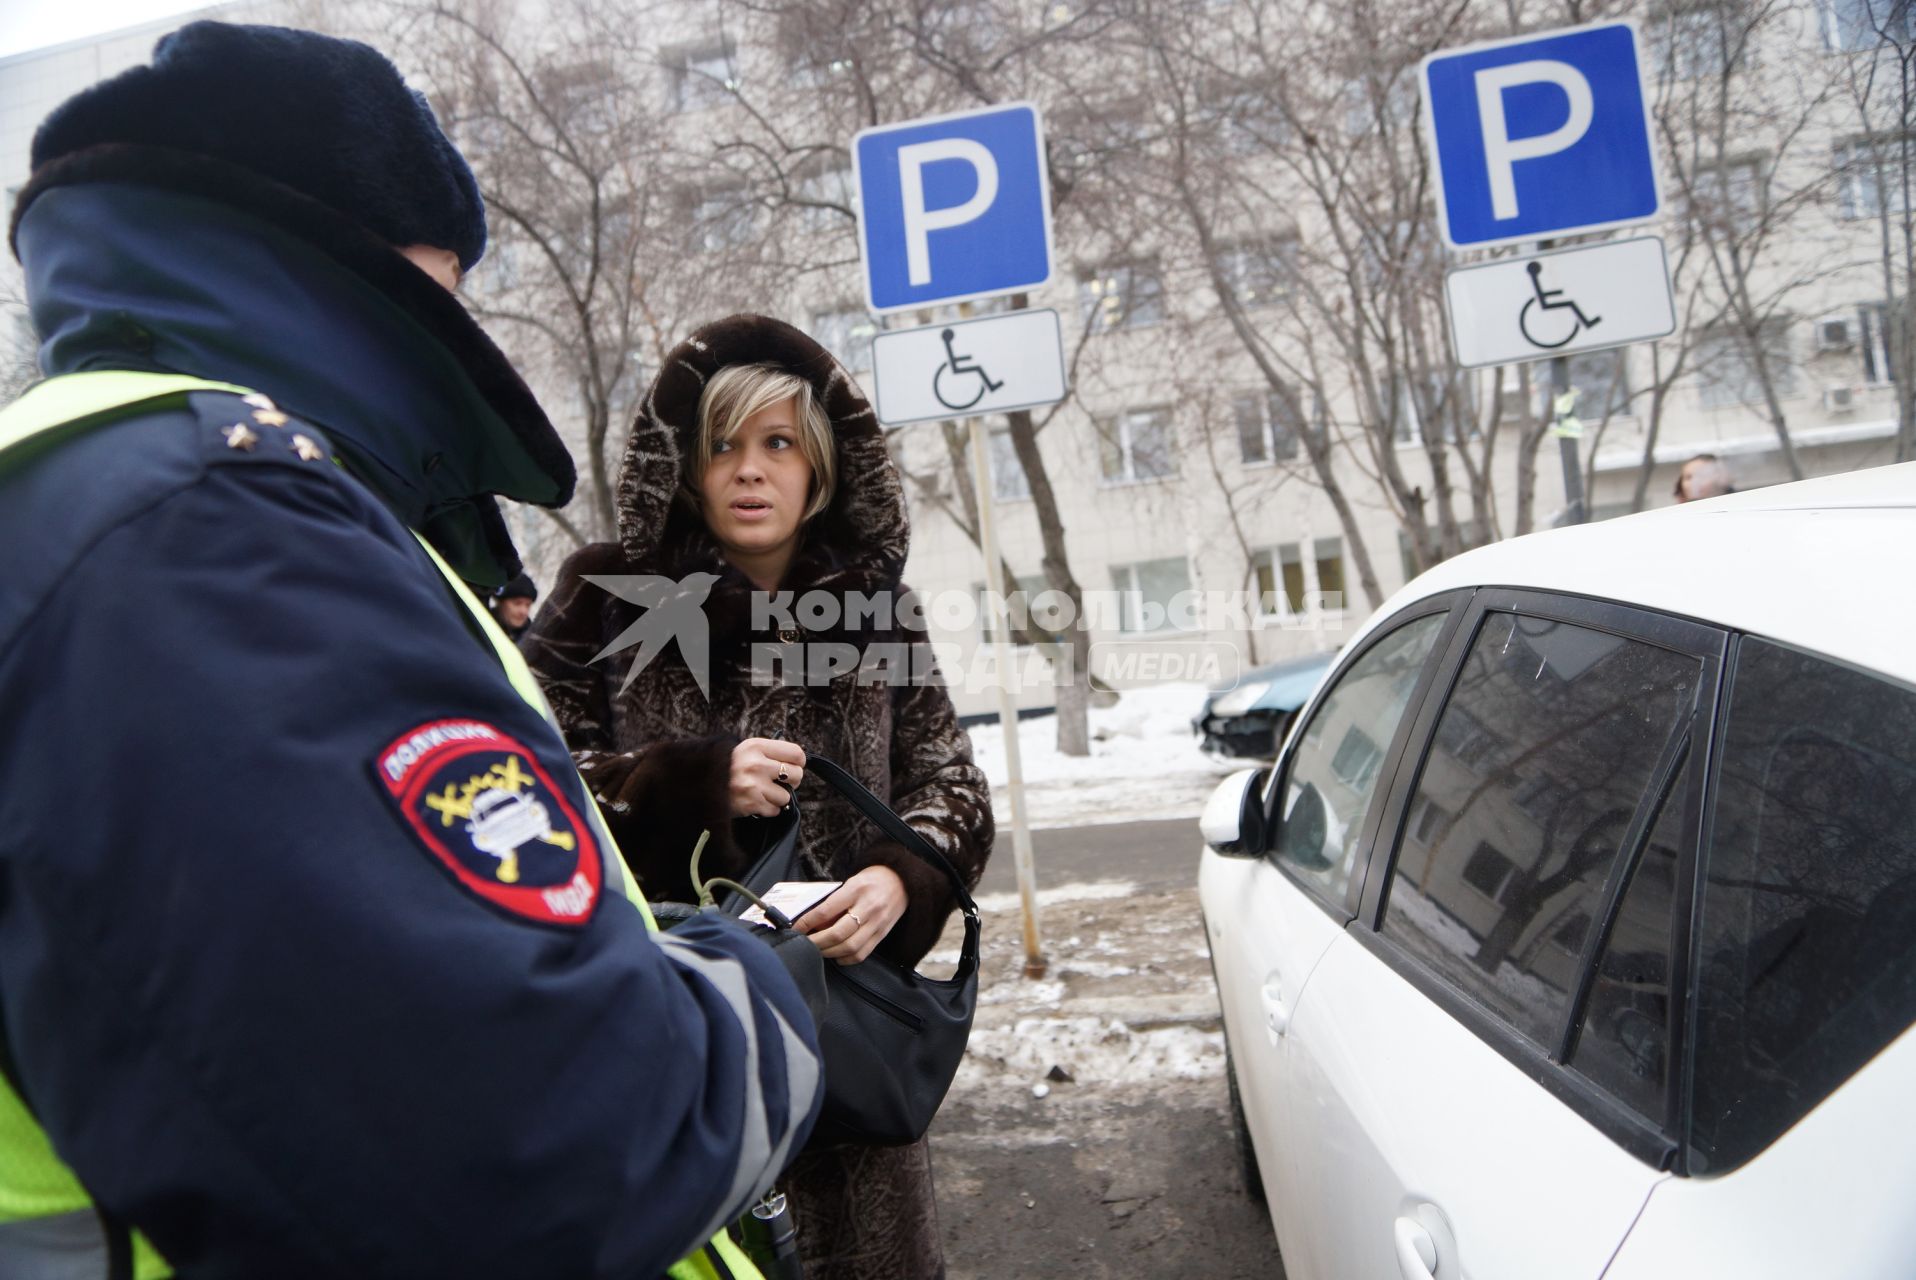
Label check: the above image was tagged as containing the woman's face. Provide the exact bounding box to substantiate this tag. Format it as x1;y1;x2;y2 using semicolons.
699;398;815;561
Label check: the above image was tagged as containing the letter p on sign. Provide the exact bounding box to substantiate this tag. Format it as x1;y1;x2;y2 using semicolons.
854;103;1055;313
1422;21;1660;249
898;138;1000;286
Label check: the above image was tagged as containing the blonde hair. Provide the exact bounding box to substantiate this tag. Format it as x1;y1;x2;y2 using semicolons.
691;363;837;524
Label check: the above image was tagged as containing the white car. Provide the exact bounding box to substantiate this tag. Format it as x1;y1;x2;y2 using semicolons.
1199;464;1916;1280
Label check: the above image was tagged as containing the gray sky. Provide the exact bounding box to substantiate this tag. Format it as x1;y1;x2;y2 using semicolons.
0;0;226;60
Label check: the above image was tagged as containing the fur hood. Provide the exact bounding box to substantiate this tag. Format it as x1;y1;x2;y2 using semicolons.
614;314;909;643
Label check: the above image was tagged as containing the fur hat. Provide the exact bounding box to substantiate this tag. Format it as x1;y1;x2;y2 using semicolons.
24;21;486;271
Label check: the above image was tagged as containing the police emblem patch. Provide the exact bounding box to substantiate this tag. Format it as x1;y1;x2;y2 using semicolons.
376;719;600;926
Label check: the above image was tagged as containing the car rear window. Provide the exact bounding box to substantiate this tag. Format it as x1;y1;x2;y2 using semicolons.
1688;638;1916;1171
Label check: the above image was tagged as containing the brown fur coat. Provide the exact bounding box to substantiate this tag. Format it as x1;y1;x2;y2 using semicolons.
523;314;993;969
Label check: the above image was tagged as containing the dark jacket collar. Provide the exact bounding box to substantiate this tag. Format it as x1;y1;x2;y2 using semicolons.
13;153;572;585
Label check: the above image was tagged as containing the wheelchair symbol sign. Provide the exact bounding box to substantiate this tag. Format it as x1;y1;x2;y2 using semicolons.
870;310;1068;426
1443;236;1673;369
1518;261;1601;349
933;328;1005;410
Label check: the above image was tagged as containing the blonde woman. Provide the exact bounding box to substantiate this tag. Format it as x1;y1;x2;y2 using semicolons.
525;314;992;1279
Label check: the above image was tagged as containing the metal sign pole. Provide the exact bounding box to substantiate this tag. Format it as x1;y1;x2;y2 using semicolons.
965;415;1046;979
1552;353;1588;525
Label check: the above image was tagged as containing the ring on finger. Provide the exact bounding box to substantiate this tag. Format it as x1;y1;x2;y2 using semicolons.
777;769;790;784
847;911;862;927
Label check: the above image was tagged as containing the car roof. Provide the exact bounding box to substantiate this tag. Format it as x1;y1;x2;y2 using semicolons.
1371;461;1916;685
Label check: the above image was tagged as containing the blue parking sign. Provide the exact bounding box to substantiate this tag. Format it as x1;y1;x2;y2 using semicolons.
1422;21;1660;249
854;103;1055;313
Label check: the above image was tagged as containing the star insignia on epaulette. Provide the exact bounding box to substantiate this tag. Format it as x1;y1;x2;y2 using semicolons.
252;408;290;427
290;434;325;462
222;423;260;452
241;393;277;411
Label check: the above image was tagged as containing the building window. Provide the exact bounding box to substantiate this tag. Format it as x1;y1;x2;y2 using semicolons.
1111;557;1194;632
989;427;1030;500
1391;369;1481;444
1097;407;1176;483
1836;135;1913;219
793;160;854;234
811;308;877;373
1339;75;1419;137
1330;725;1386;791
692;189;755;251
1234;389;1305;464
789;50;856;89
1694;325;1797;408
1460;842;1518;903
1212;238;1298;308
1078;262;1164;332
672;44;738;111
1202;83;1291;155
1690;157;1764;234
1253;538;1344;617
1654;6;1739;79
1822;0;1914;50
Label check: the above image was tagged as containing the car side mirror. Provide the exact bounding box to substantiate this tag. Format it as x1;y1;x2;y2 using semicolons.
1201;767;1269;856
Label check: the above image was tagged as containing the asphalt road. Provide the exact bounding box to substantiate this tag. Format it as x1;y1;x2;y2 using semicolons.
975;817;1204;896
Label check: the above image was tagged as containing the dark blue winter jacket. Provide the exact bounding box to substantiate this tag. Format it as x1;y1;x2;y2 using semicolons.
0;180;820;1278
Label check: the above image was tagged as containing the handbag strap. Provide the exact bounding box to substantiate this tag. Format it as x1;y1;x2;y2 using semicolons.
806;757;979;921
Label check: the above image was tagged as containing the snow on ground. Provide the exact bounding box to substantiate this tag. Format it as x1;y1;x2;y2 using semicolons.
966;682;1241;830
957;1016;1224;1091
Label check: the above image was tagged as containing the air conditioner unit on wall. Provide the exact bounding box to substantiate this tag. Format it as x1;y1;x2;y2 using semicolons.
1824;385;1857;413
1816;317;1855;353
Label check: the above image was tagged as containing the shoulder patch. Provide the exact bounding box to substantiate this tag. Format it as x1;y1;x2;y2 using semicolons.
375;719;600;926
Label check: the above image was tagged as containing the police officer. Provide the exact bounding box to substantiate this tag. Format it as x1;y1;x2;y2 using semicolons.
0;21;820;1280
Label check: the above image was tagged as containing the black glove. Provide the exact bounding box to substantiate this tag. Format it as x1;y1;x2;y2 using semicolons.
731;910;831;1033
649;900;700;931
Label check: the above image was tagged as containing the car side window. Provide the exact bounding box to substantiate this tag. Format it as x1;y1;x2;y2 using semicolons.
1274;612;1445;907
1566;757;1689;1121
1379;611;1700;1048
1689;638;1916;1172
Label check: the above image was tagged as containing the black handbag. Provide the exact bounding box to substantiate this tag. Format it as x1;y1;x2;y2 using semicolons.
721;756;980;1148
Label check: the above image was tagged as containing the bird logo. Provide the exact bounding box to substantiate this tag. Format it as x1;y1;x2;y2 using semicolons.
581;572;721;698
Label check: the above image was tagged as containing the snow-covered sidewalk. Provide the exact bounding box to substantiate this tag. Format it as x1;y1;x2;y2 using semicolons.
965;682;1242;830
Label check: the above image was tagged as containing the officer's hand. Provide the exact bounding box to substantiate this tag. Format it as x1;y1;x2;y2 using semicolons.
730;739;806;818
649;900;700;931
738;912;830;1031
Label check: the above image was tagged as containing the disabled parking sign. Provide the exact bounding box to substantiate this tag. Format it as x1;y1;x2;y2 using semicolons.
853;103;1055;313
1421;21;1661;248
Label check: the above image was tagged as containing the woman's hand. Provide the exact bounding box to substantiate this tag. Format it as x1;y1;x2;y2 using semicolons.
729;738;806;817
797;865;907;965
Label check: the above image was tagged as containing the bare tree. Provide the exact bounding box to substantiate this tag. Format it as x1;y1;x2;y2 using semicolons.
313;0;784;558
711;0;1137;754
1828;0;1916;462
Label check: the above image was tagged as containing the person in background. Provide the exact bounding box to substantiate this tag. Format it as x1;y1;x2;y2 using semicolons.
525;314;994;1280
1675;453;1736;502
491;571;538;640
0;23;819;1279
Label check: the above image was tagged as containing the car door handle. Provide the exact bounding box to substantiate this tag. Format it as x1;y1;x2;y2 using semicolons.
1393;1215;1439;1280
1260;970;1289;1041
